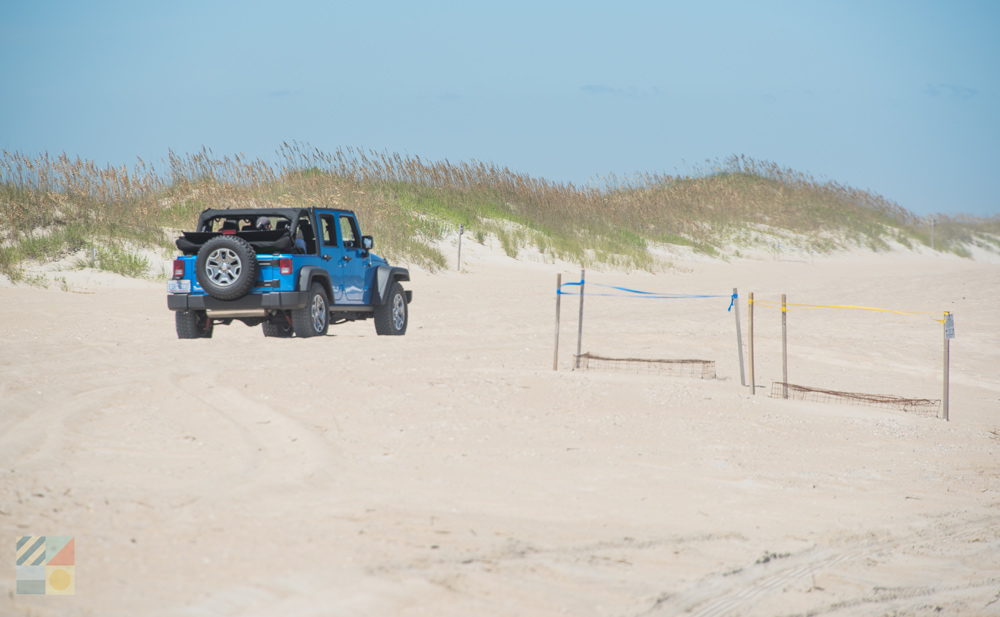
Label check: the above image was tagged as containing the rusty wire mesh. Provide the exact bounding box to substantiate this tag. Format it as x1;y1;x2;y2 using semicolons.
770;382;941;414
576;352;716;379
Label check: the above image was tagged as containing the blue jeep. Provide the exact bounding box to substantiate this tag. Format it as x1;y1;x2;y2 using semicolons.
167;207;412;339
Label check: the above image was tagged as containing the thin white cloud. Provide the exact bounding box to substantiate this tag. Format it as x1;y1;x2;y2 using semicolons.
580;84;661;99
924;83;978;99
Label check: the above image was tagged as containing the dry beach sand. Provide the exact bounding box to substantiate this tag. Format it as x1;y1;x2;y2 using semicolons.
2;244;999;616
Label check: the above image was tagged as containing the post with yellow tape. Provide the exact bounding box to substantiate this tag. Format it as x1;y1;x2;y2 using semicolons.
943;312;954;421
781;294;788;399
748;292;755;394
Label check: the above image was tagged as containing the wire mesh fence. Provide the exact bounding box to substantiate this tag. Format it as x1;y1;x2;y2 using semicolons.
770;382;941;414
576;352;717;379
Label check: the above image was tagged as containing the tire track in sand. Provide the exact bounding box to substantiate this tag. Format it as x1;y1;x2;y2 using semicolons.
643;513;1000;617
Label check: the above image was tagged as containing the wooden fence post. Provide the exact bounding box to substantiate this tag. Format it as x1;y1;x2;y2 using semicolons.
553;273;562;371
456;224;464;271
575;268;585;369
781;294;788;398
733;287;746;386
943;312;952;421
748;292;755;394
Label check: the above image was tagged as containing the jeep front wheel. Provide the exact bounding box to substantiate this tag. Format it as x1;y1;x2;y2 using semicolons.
374;281;407;335
291;283;329;337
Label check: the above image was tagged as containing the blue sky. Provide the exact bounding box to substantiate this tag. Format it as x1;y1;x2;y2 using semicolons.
1;0;998;216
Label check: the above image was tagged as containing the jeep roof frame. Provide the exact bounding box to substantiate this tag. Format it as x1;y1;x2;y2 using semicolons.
196;207;359;233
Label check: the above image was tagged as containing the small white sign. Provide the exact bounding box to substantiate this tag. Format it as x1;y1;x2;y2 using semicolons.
944;313;955;339
167;279;191;294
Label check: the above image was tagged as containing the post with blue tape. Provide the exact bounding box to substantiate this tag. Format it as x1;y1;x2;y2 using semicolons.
942;312;953;421
733;288;746;386
553;273;562;371
575;268;585;369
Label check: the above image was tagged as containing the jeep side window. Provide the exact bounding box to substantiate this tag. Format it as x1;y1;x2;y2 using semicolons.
319;214;338;246
296;216;317;254
339;215;359;249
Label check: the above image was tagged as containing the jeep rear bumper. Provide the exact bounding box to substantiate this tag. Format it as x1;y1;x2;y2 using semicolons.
167;292;308;312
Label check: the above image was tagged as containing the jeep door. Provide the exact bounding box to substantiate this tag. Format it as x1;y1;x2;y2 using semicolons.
317;213;351;303
335;214;367;304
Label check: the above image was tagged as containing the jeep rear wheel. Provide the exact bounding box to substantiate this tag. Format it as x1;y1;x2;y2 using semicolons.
374;281;407;335
262;317;293;338
291;283;329;337
175;310;213;339
195;235;258;300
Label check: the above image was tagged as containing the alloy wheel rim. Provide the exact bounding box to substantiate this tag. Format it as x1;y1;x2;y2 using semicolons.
206;248;242;286
392;293;405;330
311;294;326;332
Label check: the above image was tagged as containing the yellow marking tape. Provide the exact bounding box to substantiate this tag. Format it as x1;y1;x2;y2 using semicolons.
752;300;947;322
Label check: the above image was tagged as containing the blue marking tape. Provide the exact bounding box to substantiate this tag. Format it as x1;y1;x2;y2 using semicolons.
557;280;734;307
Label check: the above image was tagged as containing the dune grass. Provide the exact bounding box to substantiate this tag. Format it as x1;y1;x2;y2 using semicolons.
1;145;997;281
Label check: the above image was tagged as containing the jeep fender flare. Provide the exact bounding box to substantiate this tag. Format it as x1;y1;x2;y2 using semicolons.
374;266;410;306
298;267;333;303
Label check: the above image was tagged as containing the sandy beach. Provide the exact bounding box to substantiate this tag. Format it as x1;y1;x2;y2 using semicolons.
2;248;999;616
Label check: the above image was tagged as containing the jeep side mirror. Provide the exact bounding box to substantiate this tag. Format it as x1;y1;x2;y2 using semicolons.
362;236;374;250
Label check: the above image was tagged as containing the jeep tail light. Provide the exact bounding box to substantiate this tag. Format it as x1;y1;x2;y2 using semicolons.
172;259;185;279
279;258;292;275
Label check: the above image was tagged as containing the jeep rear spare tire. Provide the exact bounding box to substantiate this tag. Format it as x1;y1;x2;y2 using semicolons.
196;235;258;300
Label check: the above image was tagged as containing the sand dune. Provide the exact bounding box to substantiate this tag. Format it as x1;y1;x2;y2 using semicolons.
2;250;998;616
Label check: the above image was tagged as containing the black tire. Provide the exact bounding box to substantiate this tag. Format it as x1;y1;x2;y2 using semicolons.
175;310;213;339
262;318;293;338
195;235;258;301
291;283;329;338
374;281;408;335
